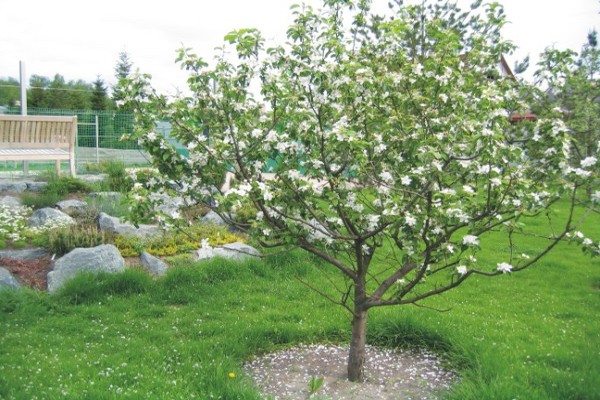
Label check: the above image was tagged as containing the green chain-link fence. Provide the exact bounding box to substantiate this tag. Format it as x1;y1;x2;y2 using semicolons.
1;107;161;172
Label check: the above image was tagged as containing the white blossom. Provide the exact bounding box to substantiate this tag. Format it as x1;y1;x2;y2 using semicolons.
200;238;211;249
574;168;592;178
379;171;394;184
462;235;479;246
496;262;513;273
580;156;597;168
456;265;468;276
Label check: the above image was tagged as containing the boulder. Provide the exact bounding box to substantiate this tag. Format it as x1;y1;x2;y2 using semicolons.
47;244;126;292
0;195;22;207
89;191;122;200
200;210;228;226
98;212;161;238
195;242;260;262
152;194;186;217
0;267;21;290
78;174;108;185
56;199;88;213
0;248;48;260
28;208;75;228
214;242;260;260
140;251;168;276
25;182;48;192
0;182;27;193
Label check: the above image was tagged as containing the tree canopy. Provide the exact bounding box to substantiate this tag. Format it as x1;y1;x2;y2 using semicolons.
122;0;599;382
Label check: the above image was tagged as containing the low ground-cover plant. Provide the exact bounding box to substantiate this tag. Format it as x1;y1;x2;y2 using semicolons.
114;224;246;257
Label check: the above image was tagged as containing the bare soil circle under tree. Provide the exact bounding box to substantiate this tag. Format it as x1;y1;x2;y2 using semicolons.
243;343;457;400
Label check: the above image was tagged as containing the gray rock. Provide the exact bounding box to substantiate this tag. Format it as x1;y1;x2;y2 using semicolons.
28;207;75;228
0;267;21;290
98;212;161;238
140;251;168;276
214;242;260;260
78;174;108;184
0;195;22;207
97;212;120;233
0;182;28;192
89;192;122;201
201;210;227;226
26;182;48;192
0;248;48;260
47;244;126;292
56;199;88;213
154;195;186;217
195;241;260;262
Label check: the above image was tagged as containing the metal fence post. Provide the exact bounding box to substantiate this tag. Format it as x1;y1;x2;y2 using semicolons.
95;114;99;163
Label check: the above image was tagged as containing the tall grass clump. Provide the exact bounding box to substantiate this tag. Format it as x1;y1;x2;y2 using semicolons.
21;172;92;209
55;269;153;305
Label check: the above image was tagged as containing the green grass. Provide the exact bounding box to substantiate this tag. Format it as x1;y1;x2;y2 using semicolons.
0;205;599;399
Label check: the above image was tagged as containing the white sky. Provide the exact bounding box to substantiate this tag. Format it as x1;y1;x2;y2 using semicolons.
1;0;598;95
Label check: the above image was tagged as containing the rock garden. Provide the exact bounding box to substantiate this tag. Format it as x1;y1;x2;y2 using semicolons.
0;168;257;293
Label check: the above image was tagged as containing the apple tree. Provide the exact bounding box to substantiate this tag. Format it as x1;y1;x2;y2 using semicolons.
121;0;598;382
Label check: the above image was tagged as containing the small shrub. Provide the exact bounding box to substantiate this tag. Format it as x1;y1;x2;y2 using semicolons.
234;201;257;226
99;160;133;192
22;173;92;209
20;190;63;209
43;173;92;196
180;203;210;222
40;225;106;257
85;194;130;219
68;207;100;226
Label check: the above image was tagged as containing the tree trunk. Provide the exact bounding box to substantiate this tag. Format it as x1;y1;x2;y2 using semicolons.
347;308;368;382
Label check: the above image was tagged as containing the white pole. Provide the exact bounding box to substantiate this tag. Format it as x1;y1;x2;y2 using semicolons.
19;61;27;116
20;61;29;174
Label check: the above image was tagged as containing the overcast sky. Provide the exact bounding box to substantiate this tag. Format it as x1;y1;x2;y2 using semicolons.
1;0;598;95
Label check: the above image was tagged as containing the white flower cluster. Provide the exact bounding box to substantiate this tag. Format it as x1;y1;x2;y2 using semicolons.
0;204;32;242
566;231;600;255
0;204;74;242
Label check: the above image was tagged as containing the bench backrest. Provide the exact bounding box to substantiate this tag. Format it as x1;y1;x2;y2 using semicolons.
0;115;77;149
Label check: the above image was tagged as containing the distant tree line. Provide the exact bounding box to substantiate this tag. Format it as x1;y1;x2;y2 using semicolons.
0;74;112;110
0;51;133;111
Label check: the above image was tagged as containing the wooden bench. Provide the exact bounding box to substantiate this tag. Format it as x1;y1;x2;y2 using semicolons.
0;115;77;176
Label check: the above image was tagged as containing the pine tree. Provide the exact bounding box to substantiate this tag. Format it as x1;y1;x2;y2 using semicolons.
91;76;108;110
112;51;133;109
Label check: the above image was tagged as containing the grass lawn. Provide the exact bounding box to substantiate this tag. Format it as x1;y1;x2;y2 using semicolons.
0;204;599;399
